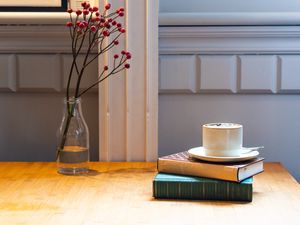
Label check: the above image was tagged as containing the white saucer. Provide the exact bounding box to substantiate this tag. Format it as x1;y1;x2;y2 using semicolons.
188;147;259;162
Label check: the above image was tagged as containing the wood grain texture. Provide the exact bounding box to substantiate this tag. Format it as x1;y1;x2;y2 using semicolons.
0;162;299;225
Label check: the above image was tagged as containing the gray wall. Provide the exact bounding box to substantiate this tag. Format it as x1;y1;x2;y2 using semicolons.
160;0;300;12
0;93;98;161
0;25;99;162
159;94;300;182
158;1;300;182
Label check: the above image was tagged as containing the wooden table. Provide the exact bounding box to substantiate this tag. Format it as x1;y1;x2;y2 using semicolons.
0;162;299;225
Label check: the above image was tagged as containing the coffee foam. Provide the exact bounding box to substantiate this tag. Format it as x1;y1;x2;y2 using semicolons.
203;123;242;129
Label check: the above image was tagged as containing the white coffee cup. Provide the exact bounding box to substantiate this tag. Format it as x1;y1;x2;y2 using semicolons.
202;123;243;157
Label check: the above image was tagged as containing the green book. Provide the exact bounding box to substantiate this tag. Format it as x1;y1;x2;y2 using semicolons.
153;173;253;202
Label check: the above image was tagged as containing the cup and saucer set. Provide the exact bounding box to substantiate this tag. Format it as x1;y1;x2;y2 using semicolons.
188;123;263;163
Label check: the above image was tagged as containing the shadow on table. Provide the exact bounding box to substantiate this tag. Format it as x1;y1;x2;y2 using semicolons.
60;169;101;177
81;169;101;176
150;198;251;205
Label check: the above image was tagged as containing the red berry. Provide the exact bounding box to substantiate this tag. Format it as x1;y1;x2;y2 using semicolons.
79;23;85;28
120;28;126;33
90;26;97;32
124;64;130;69
100;18;106;23
95;12;100;17
66;22;73;27
117;23;122;28
104;66;109;70
126;54;131;59
76;10;82;16
67;9;73;13
81;2;86;7
119;7;125;12
89;7;93;12
105;3;111;10
108;18;112;23
85;3;90;9
83;9;89;15
121;50;126;55
76;21;81;26
103;30;109;36
95;17;100;22
119;12;124;17
114;40;119;45
114;54;119;59
93;6;98;12
112;21;117;26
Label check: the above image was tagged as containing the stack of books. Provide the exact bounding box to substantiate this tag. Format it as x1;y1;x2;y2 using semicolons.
153;151;264;202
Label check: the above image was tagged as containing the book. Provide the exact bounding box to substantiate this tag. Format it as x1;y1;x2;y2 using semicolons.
157;151;264;182
153;173;253;202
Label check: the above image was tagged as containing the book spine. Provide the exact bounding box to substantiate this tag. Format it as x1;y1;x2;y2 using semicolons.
158;159;238;182
153;180;252;202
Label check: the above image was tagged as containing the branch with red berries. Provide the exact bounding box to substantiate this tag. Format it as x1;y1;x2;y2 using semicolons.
78;50;131;97
65;1;131;101
57;2;131;158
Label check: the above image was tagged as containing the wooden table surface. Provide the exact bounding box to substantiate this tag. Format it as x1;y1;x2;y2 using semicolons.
0;162;299;225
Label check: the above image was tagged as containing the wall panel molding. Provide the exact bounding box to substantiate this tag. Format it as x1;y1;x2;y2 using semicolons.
0;25;92;53
199;55;237;93
238;55;277;93
0;53;98;93
159;54;300;94
0;23;98;93
279;55;300;93
159;26;300;94
0;54;16;92
159;26;300;54
159;12;300;26
160;55;197;93
0;12;68;25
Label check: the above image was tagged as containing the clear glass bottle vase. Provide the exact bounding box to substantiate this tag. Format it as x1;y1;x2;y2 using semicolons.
56;97;89;175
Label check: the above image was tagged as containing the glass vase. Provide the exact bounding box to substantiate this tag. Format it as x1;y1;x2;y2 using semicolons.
56;97;89;175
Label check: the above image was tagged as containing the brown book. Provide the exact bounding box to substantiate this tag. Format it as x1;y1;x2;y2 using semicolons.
157;151;264;182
